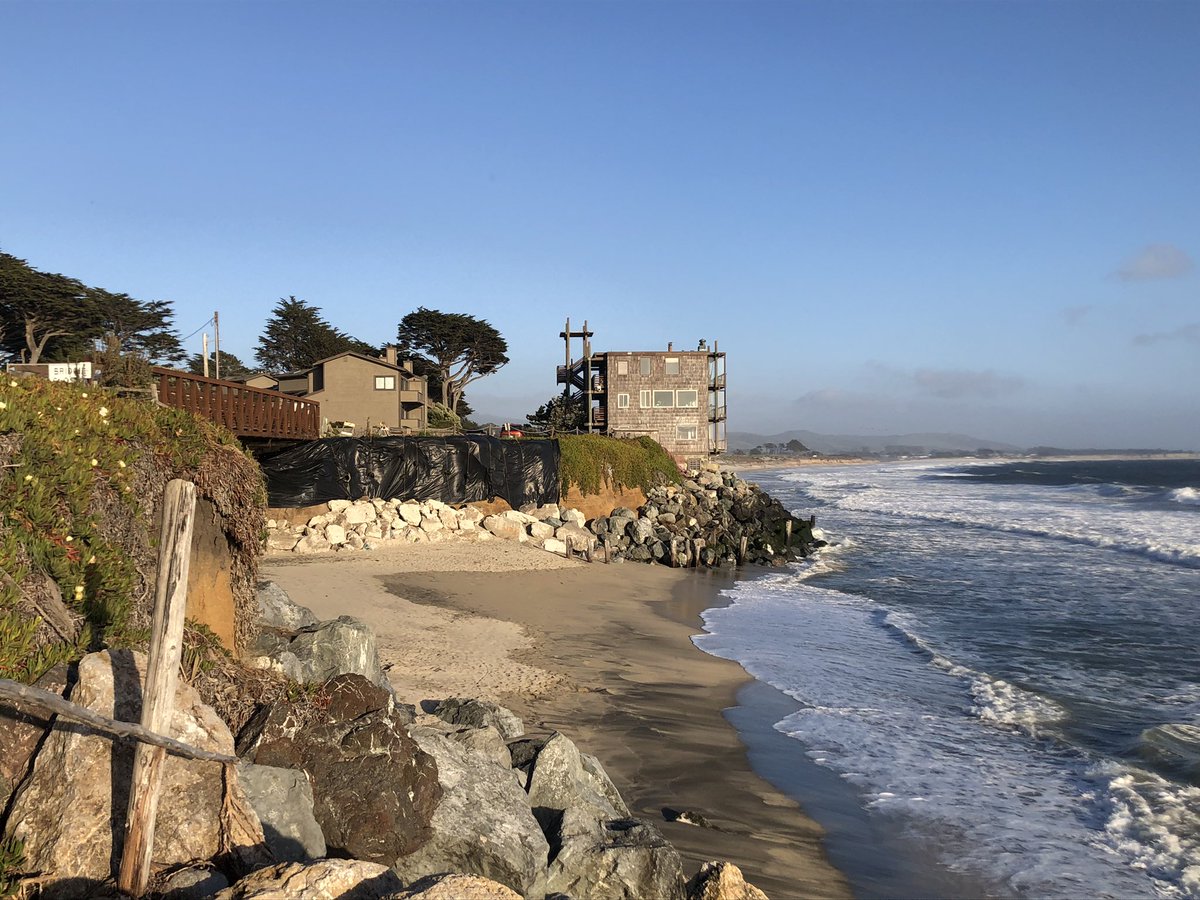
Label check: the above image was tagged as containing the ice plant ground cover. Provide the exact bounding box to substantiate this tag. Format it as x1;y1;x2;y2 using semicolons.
0;375;264;683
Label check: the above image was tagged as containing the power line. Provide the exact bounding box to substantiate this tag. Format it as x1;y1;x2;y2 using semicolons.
179;317;214;344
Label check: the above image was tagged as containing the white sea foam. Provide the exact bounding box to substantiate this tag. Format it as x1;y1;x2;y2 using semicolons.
1167;487;1200;506
784;464;1200;568
697;574;1196;897
1094;763;1200;898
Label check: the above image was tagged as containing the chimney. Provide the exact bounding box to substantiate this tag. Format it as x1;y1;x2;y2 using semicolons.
667;341;673;351
384;345;398;366
402;359;414;374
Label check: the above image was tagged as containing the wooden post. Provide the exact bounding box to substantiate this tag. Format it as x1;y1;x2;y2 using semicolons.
117;480;197;898
785;520;793;547
739;535;748;564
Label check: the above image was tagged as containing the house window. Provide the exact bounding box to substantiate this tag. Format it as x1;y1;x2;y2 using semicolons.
653;390;674;408
664;357;680;375
677;425;698;441
639;357;652;376
617;393;630;409
617;359;629;376
639;390;652;408
675;389;699;408
375;375;395;390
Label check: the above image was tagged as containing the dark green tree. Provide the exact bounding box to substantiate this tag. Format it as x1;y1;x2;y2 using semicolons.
255;296;378;373
395;307;508;414
0;252;184;364
525;394;586;433
405;355;472;416
186;350;254;380
90;290;185;363
786;439;811;453
0;252;94;363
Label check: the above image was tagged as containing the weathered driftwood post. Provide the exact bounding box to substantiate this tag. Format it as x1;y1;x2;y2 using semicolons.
785;520;793;547
117;479;197;897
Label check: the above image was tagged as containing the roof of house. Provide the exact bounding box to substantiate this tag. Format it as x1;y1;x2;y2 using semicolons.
309;351;405;373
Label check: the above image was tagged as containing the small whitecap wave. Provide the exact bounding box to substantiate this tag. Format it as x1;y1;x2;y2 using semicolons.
969;675;1069;736
881;610;1068;736
1139;724;1200;777
1094;762;1200;898
1167;487;1200;506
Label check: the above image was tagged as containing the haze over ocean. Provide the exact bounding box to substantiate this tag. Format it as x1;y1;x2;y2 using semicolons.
2;2;1197;448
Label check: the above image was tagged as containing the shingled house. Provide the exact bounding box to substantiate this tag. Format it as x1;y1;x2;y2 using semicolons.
276;347;428;434
558;322;727;466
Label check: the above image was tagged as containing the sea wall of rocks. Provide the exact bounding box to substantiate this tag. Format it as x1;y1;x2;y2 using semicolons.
264;464;823;570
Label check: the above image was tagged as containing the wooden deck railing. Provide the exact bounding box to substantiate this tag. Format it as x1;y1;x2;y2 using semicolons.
152;367;320;440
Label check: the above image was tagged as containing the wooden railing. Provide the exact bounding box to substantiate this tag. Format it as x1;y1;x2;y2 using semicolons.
153;367;320;440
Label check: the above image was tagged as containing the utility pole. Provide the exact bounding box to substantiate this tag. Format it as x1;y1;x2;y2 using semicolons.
213;311;220;380
201;333;209;377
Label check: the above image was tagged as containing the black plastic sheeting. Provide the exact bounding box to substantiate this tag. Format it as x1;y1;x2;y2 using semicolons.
258;436;560;510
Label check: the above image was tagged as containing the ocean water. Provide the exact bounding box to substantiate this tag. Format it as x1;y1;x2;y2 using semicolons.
694;459;1200;899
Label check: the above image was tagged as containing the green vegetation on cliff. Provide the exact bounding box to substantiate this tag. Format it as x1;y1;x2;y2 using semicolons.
0;376;265;684
556;434;681;497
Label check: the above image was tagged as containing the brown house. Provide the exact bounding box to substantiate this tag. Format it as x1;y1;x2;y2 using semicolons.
278;349;428;435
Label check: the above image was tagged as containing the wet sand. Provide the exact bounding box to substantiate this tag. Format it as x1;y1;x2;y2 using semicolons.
261;541;850;898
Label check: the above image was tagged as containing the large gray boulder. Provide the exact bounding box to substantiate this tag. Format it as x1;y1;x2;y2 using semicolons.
247;615;392;694
4;651;265;895
214;860;404;900
483;514;526;542
528;732;630;820
446;725;513;770
431;697;524;740
241;675;440;866
393;727;550;897
255;580;318;631
0;664;67;813
235;762;326;862
555;523;596;553
545;807;687;900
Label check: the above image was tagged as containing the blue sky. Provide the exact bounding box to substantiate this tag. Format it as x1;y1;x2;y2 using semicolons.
3;0;1197;448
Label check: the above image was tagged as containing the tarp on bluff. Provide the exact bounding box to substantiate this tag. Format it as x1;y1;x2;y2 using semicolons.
259;436;560;509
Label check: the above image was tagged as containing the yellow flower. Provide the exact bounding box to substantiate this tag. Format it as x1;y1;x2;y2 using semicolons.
8;380;16;387
81;392;88;398
74;585;84;597
88;555;97;564
117;460;126;468
23;474;32;482
65;535;73;543
98;406;108;417
90;459;98;466
0;401;6;410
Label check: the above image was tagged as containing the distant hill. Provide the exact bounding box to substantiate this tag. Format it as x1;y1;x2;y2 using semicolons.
728;429;1023;455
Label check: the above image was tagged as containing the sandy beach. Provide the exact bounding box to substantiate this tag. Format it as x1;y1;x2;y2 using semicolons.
261;541;851;899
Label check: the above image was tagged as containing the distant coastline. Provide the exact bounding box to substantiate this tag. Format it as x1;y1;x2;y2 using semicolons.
722;450;1200;473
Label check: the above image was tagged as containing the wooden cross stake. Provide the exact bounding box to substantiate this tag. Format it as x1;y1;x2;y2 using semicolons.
117;479;197;897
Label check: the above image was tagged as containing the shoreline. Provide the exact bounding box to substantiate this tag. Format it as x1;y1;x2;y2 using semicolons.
261;543;852;898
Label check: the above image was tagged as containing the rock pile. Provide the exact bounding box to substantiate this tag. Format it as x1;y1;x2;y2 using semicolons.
263;498;597;558
586;465;824;568
264;466;822;572
0;582;770;899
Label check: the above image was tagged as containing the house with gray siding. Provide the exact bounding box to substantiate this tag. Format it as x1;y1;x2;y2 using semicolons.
557;324;727;466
